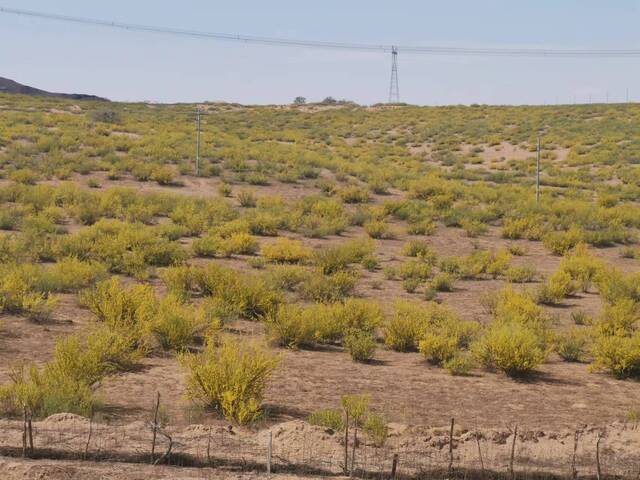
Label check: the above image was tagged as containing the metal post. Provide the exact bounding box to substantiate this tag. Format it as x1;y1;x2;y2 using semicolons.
536;135;541;202
267;430;272;474
195;107;201;176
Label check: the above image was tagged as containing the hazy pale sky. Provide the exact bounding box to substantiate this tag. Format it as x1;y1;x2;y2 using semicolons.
2;1;640;105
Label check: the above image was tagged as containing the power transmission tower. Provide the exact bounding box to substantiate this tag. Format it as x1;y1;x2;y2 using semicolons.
388;46;400;103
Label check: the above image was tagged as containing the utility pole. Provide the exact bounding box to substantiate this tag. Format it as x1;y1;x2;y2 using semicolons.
627;88;630;103
536;135;541;202
195;107;201;176
388;46;400;104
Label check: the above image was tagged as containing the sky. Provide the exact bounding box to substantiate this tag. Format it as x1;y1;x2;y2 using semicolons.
1;1;640;105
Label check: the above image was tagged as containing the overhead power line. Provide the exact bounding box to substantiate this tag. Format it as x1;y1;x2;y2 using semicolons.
3;6;640;58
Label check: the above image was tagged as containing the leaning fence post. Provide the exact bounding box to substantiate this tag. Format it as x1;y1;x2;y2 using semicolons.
475;430;485;478
391;453;399;480
510;424;518;480
150;392;160;464
84;414;93;460
267;430;273;474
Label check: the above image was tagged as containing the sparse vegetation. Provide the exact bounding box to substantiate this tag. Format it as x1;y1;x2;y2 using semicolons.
4;93;640;474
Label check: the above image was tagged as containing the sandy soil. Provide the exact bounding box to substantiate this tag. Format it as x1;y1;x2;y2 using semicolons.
1;415;638;479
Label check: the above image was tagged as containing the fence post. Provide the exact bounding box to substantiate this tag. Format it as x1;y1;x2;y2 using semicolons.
344;412;350;475
571;430;579;480
391;453;398;480
475;430;485;478
596;431;602;480
22;407;27;458
84;414;93;460
267;430;272;474
206;425;212;466
448;418;455;477
150;392;160;464
510;424;518;480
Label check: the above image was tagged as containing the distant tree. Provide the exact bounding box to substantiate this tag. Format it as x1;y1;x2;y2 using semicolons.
293;96;306;105
321;96;337;105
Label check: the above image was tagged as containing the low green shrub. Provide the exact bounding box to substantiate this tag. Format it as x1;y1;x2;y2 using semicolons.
266;299;381;349
314;239;375;274
443;352;475;376
339;186;370;204
535;270;576;305
196;264;282;320
265;304;318;348
344;329;377;362
299;271;358;302
159;265;199;300
591;333;640;378
571;310;591;326
508;244;526;256
0;266;58;321
406;220;436;236
402;278;420;293
418;318;479;365
266;265;311;291
559;244;604;292
492;287;550;335
262;238;311;264
397;260;433;281
384;301;458;352
80;278;155;339
364;220;394;239
0;327;140;418
237;190;257;208
473;322;547;376
308;408;344;431
555;328;589;362
36;258;108;293
502;216;547;241
180;336;280;424
402;240;435;260
460;219;488;238
363;413;388;447
431;273;455;292
543;227;584;255
151;295;206;351
505;265;537;283
151;166;176;186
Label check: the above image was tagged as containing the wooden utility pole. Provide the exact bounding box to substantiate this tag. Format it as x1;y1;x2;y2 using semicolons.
195;107;201;176
536;135;541;202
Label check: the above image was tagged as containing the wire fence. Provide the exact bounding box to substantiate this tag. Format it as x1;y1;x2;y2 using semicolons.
1;415;639;479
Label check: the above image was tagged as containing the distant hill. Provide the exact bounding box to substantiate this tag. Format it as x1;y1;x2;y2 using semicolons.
0;77;108;101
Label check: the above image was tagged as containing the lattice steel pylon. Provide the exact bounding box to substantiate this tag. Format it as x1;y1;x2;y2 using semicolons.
388;46;400;103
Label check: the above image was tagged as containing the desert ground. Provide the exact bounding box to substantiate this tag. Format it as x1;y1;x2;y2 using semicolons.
0;95;639;478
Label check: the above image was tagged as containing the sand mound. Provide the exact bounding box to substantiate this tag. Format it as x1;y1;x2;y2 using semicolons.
42;413;89;426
